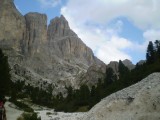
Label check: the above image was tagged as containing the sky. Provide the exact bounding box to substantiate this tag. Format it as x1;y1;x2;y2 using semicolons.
14;0;160;64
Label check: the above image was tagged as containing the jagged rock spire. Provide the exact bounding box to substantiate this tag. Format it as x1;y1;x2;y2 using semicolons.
48;15;77;41
24;12;47;55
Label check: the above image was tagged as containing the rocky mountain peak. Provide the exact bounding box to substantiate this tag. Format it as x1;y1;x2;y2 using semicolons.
51;15;69;28
60;15;66;20
137;60;146;65
107;61;119;73
107;59;135;78
122;59;135;70
23;12;47;55
25;12;47;19
48;15;77;41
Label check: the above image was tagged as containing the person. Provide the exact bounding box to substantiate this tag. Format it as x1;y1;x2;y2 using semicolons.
0;101;4;120
0;96;6;120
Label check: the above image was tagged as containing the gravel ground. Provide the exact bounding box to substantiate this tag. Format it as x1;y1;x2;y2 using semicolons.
81;73;160;120
5;102;23;120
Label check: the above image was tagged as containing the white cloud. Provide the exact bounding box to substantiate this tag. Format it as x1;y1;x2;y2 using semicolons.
60;0;160;64
37;0;61;8
143;29;160;42
96;36;132;63
61;0;160;30
128;29;160;57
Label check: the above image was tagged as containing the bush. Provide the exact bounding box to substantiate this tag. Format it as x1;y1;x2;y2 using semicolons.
17;112;41;120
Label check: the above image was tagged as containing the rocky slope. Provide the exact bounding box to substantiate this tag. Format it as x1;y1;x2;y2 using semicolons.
0;0;106;94
80;73;160;120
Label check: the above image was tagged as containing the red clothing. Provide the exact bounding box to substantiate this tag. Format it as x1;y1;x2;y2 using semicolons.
0;101;5;120
0;102;3;108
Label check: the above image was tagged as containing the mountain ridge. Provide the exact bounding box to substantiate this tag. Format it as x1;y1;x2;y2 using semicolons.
0;0;106;94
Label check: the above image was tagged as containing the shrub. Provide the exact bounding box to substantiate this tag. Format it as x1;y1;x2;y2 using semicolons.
17;112;41;120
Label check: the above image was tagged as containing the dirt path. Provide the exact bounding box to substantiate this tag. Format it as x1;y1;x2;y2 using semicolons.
36;109;84;120
5;102;23;120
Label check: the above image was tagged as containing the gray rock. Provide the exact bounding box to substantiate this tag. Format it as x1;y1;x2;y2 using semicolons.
24;12;47;56
53;117;60;120
122;59;135;70
107;60;135;79
81;73;160;120
0;0;26;52
80;63;106;87
48;15;77;41
107;61;119;73
48;15;98;67
137;60;146;65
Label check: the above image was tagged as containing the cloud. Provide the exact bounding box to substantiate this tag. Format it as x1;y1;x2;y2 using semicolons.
61;0;160;64
143;29;160;42
37;0;61;8
61;0;160;30
96;36;132;63
127;29;160;60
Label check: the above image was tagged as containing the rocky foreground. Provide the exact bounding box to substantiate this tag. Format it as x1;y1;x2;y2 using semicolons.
80;73;160;120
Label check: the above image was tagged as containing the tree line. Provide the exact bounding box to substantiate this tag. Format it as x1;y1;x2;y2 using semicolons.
0;40;160;112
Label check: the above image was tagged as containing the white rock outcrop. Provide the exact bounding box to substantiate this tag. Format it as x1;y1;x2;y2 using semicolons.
81;73;160;120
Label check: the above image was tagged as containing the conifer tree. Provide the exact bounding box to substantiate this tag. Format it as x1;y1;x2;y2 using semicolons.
118;60;129;76
0;48;11;98
154;40;160;59
104;68;116;86
146;41;155;64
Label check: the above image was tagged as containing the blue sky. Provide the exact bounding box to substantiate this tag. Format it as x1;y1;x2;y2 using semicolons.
15;0;65;23
14;0;160;64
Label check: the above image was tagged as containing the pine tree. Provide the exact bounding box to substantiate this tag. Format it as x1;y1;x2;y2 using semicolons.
146;41;155;64
154;40;160;59
90;86;96;97
79;85;90;105
0;48;11;98
118;60;129;76
104;67;116;86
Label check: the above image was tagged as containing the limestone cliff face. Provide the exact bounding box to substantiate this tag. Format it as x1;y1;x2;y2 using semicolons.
48;15;96;66
0;0;106;94
48;15;77;41
0;0;26;52
23;12;47;56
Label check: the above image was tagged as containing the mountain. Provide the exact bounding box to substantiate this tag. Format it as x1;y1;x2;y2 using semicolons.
122;59;135;70
0;0;106;94
107;59;135;78
81;73;160;120
137;60;146;65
